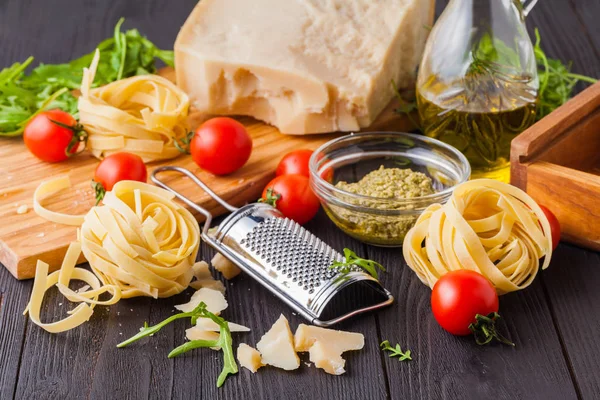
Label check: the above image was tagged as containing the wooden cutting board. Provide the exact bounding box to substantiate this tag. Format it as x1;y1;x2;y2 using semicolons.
0;67;414;279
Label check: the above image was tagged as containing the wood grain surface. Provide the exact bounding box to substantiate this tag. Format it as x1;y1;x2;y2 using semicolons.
0;0;599;400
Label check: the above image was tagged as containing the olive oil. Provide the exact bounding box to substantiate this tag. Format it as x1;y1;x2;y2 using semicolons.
417;73;538;182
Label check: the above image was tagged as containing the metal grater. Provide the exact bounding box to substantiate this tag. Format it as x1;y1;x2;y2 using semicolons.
152;166;393;326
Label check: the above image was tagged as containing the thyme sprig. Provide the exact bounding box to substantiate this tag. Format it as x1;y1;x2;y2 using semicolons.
380;340;412;361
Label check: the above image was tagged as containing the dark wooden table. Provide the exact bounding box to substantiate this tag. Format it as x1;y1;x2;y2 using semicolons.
1;1;599;399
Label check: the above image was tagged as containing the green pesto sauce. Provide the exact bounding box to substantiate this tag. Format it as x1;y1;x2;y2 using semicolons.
328;166;435;245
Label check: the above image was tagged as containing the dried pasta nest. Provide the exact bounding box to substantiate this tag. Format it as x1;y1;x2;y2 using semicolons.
78;50;190;162
403;179;553;294
80;181;200;298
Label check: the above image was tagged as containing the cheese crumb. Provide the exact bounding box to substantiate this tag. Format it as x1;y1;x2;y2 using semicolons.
211;253;241;279
76;285;91;293
256;314;300;370
237;343;264;373
16;205;28;214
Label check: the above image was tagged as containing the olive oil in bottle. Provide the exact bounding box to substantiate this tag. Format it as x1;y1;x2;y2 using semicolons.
415;0;540;182
417;73;537;182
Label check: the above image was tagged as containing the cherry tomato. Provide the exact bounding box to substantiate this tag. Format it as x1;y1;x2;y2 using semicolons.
23;110;86;162
276;149;313;178
261;175;320;225
190;117;252;175
431;270;499;336
93;152;147;203
539;205;561;250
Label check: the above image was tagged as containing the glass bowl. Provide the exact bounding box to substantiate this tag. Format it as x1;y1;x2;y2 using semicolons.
309;132;471;247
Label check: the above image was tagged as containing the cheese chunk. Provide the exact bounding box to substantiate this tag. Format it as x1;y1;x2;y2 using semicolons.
192;261;212;280
175;288;228;314
309;341;346;375
256;314;300;370
211;253;241;280
185;328;221;350
189;278;226;294
294;324;364;353
185;327;220;342
195;318;250;332
237;343;264;373
175;0;434;134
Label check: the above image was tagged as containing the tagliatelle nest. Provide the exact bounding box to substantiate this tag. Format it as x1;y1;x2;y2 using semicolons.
403;179;553;294
78;50;190;162
80;181;200;298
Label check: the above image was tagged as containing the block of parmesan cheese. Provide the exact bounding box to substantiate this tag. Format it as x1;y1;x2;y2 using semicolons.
175;0;435;134
237;343;264;373
294;324;364;353
256;314;300;370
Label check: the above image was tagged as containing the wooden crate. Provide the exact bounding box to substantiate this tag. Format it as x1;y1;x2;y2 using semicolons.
511;82;600;251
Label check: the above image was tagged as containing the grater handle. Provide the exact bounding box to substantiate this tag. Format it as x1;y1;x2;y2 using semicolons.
312;288;394;327
151;166;239;236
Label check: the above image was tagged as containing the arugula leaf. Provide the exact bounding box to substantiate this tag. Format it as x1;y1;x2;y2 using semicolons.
330;248;386;279
117;302;238;388
380;340;412;361
0;18;174;136
533;28;597;121
168;307;238;387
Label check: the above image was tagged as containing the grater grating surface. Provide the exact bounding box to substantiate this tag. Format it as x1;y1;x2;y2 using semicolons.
240;217;359;294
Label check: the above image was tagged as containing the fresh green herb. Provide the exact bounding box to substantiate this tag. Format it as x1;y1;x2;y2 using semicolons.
174;131;194;154
380;340;412;361
91;180;106;205
391;79;419;129
258;188;281;207
533;28;597;121
117;302;238;387
468;312;515;346
0;18;174;136
330;248;386;279
168;306;238;388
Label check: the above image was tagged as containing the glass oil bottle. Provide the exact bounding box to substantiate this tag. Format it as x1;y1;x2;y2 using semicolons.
417;0;539;182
